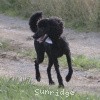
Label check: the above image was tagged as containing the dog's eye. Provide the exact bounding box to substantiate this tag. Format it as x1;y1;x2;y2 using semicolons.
39;28;45;33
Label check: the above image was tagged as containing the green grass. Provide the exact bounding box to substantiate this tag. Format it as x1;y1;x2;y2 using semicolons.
0;41;11;51
72;55;100;69
17;49;36;60
0;77;99;100
59;55;100;69
0;0;100;31
0;40;100;69
0;40;36;59
19;49;100;70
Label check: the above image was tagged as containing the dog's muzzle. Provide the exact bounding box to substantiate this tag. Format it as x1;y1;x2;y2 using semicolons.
36;34;48;43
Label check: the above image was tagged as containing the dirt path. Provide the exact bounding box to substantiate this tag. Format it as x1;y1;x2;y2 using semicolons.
0;14;100;95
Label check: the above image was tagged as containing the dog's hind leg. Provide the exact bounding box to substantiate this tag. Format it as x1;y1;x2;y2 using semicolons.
47;59;55;85
65;52;73;82
54;58;64;88
64;44;73;82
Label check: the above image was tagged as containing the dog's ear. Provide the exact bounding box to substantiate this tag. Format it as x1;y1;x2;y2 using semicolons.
29;11;43;33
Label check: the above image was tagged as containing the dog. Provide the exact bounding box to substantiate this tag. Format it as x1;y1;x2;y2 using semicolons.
29;11;73;88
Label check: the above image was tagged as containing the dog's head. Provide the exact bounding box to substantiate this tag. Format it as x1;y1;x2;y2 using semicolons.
33;17;63;43
33;18;49;39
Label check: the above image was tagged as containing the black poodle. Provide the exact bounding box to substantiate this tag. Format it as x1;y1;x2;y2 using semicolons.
29;11;73;88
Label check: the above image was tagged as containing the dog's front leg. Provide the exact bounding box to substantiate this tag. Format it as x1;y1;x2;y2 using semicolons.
35;60;41;82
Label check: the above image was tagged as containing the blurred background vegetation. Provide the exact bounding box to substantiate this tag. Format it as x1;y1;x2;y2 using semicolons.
0;0;100;31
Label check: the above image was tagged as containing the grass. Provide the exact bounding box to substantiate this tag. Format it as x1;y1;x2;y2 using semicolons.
72;55;100;69
10;48;100;70
0;40;35;59
0;41;100;99
59;55;100;70
0;0;100;31
0;41;12;51
0;40;100;69
20;50;100;70
17;49;36;60
0;77;99;100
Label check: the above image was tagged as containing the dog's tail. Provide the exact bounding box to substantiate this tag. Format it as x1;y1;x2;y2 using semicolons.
29;11;42;33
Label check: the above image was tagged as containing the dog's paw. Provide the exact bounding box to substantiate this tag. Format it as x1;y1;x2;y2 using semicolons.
65;73;72;82
49;81;55;85
36;75;41;82
58;84;64;88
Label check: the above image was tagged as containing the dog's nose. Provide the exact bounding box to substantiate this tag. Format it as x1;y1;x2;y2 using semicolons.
32;34;39;39
32;35;36;39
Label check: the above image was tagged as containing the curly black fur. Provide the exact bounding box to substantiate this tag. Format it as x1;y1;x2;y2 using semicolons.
38;17;63;42
29;12;73;88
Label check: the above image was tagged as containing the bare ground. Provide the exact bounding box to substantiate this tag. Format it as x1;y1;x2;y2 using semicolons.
0;14;100;95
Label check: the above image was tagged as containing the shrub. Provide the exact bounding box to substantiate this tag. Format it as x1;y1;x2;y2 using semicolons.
0;0;100;31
